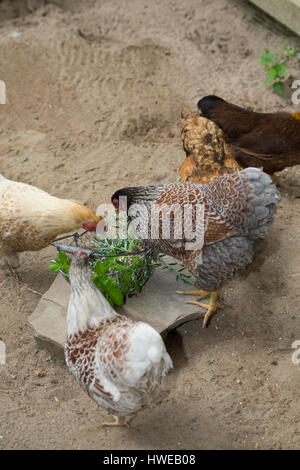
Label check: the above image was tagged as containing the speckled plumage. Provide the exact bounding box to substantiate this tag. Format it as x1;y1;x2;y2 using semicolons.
0;174;100;267
177;108;242;184
65;254;172;420
112;168;280;293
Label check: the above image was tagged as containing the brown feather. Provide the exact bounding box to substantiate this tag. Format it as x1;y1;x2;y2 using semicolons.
198;96;300;174
178;108;242;184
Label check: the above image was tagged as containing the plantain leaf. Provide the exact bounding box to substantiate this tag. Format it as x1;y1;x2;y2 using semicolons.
272;81;284;95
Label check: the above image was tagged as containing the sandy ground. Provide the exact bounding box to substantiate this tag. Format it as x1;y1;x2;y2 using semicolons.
0;0;300;450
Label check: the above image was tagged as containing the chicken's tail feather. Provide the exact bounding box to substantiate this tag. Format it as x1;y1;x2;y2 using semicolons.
240;167;280;239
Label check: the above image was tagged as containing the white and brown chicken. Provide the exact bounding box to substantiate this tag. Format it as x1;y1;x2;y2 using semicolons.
65;252;172;426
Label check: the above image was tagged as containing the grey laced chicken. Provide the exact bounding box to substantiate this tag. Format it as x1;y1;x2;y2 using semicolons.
111;168;280;327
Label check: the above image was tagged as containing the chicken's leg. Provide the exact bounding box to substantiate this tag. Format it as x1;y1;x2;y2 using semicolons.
177;289;220;327
3;260;41;297
176;288;210;299
102;415;132;427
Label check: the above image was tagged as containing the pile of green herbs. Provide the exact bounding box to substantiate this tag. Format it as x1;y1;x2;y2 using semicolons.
49;216;195;308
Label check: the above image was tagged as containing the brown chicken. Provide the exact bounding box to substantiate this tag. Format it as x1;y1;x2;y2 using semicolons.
197;95;300;175
112;167;280;327
177;107;242;184
0;173;101;270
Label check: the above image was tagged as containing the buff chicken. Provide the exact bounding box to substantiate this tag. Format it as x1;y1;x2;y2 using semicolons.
198;95;300;176
178;107;242;184
65;252;172;426
112;168;280;327
0;173;101;270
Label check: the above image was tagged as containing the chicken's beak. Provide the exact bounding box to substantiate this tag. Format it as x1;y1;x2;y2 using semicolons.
82;218;103;232
112;198;119;211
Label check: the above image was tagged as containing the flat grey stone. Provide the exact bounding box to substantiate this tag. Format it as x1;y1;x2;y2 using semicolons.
29;258;207;357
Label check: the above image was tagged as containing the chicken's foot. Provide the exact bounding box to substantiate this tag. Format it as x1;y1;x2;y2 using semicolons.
102;415;132;427
5;262;41;297
176;288;210;299
177;289;220;327
6;263;21;297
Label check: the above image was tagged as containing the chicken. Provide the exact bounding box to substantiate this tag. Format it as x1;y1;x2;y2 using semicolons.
0;174;101;270
198;95;300;176
178;107;242;184
111;168;280;327
65;251;172;426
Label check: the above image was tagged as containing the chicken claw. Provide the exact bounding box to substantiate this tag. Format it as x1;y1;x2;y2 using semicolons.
102;415;132;427
5;262;41;297
177;290;220;327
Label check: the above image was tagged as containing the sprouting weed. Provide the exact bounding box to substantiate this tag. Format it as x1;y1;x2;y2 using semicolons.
259;43;300;95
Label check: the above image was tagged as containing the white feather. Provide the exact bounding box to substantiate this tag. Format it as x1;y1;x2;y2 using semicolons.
123;322;173;386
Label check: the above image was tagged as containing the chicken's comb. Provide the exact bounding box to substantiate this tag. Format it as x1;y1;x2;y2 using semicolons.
77;250;83;255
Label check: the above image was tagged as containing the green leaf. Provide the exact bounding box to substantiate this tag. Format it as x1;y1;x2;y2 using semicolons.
274;63;286;78
101;278;115;292
95;261;108;276
48;261;60;271
58;251;68;264
93;274;102;287
108;287;124;306
61;266;69;276
272;81;284;95
264;67;277;84
287;47;295;56
260;53;275;65
106;295;115;308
